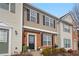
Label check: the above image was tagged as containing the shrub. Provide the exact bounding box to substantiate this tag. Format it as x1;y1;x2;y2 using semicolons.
52;48;60;55
59;48;66;53
22;44;29;52
67;49;73;54
41;48;52;56
41;47;67;56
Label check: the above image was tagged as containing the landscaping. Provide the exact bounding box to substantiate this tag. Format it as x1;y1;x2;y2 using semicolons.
41;47;79;56
12;44;79;56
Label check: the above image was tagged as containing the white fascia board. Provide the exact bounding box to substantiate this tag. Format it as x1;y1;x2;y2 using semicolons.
23;26;58;34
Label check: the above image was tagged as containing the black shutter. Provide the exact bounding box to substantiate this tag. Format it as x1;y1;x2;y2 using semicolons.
27;9;30;21
52;34;53;48
37;13;39;24
54;20;55;28
43;15;45;25
41;33;43;46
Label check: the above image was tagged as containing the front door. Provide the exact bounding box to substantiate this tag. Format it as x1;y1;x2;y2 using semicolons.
29;35;35;49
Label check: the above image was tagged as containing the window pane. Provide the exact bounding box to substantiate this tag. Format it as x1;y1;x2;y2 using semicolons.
63;24;70;32
0;3;9;10
30;10;37;22
10;3;15;13
45;16;49;26
48;35;52;45
64;39;71;48
50;19;53;27
43;34;47;45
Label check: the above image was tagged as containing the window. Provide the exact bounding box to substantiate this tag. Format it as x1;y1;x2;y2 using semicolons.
64;39;71;48
50;19;54;27
63;24;70;32
30;10;37;22
43;33;52;46
0;3;9;10
10;3;15;13
44;16;54;27
0;29;9;42
0;3;15;13
45;16;49;26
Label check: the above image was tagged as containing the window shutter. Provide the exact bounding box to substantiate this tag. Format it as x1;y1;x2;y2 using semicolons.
41;33;43;46
52;34;53;47
54;20;55;28
37;13;39;24
43;15;45;25
27;9;30;21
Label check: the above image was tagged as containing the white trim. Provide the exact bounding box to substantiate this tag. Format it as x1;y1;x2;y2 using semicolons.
27;33;37;50
23;26;58;34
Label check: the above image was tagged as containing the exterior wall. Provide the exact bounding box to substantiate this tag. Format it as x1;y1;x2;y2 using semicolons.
0;3;23;55
23;30;56;49
72;28;78;50
59;22;73;50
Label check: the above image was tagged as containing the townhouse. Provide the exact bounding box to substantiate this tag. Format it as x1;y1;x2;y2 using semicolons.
0;3;23;55
0;3;78;55
59;13;78;50
22;3;59;50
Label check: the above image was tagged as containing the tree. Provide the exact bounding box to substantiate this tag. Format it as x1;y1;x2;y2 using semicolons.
71;4;79;29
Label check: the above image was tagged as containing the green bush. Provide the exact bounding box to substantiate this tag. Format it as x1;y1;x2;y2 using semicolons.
41;48;52;56
22;44;29;52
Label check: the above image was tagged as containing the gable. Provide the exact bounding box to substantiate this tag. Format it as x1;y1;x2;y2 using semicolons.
61;14;73;24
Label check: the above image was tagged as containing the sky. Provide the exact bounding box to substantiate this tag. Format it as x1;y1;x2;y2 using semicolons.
32;3;74;17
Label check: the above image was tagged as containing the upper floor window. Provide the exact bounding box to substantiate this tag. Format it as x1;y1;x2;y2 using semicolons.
45;16;50;26
30;10;37;22
44;16;54;27
0;3;15;13
64;39;71;48
10;3;15;13
0;3;9;10
63;24;70;32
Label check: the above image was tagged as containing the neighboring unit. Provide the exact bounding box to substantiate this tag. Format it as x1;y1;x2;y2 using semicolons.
0;3;23;55
59;13;78;50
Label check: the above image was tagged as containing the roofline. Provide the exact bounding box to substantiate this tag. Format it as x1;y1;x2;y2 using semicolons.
23;3;59;20
59;11;78;26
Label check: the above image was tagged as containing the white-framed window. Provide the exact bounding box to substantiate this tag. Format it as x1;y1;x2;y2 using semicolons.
0;29;9;42
45;16;54;27
64;39;71;48
63;24;70;32
0;3;15;13
30;9;37;22
45;16;49;26
43;33;52;46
